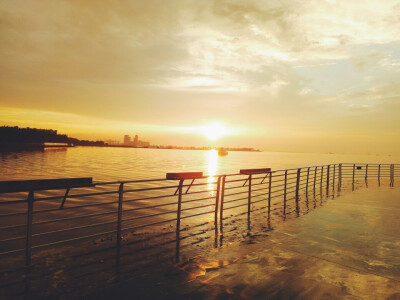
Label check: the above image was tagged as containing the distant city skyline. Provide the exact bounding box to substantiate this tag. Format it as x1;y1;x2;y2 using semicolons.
123;134;150;147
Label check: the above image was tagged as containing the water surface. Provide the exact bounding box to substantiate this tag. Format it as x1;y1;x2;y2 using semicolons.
0;147;397;181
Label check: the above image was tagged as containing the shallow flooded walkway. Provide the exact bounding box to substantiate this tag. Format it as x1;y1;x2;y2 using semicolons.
89;186;400;299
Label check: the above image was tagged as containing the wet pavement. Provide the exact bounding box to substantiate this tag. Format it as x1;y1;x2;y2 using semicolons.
89;186;400;300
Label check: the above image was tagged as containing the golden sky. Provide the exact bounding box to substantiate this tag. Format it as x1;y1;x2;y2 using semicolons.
1;0;400;154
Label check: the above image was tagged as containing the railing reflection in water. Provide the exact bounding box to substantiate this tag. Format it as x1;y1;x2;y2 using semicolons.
0;163;399;298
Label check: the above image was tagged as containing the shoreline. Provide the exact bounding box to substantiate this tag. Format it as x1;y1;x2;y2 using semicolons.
0;143;262;153
104;144;261;152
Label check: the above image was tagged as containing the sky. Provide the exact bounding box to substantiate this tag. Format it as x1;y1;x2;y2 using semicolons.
1;0;400;154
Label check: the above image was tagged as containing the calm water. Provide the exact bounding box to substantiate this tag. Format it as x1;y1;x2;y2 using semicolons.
0;147;397;182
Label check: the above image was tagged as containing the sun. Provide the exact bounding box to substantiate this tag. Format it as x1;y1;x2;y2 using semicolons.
197;123;230;141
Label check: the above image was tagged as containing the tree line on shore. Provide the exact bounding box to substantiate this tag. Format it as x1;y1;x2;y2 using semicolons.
0;126;105;147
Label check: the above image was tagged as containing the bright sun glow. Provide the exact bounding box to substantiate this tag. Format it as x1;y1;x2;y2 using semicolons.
197;123;230;141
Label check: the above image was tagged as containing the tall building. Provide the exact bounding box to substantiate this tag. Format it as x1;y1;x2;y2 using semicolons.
133;135;138;146
123;135;131;145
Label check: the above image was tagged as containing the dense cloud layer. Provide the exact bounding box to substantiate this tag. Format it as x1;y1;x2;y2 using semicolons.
0;0;399;153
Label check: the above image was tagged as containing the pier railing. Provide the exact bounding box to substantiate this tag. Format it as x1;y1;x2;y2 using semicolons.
0;163;398;297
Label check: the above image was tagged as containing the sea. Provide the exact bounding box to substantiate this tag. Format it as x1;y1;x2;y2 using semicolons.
0;147;397;182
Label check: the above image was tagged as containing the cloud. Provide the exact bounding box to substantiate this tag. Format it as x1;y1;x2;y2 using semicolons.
1;0;400;153
0;0;188;84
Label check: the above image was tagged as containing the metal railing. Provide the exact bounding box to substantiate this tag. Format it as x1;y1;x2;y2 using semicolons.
0;163;398;297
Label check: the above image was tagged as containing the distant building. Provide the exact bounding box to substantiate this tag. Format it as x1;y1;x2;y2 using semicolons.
123;134;150;147
124;135;131;145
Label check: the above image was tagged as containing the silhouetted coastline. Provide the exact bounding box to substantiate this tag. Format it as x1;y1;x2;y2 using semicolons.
0;126;260;152
0;126;106;151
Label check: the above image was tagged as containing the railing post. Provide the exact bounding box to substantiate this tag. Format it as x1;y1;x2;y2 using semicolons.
338;164;342;192
116;183;124;253
59;187;70;209
214;176;221;235
219;175;226;233
283;170;287;215
176;179;184;235
332;164;336;195
378;164;381;187
320;166;324;196
268;172;272;218
247;174;252;230
365;164;368;187
352;164;356;191
306;167;310;199
390;164;394;187
295;168;301;214
314;166;317;197
175;179;184;262
26;191;34;266
326;165;330;196
390;165;392;187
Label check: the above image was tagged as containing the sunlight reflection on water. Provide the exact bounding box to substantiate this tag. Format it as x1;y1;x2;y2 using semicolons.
0;147;398;181
206;150;218;191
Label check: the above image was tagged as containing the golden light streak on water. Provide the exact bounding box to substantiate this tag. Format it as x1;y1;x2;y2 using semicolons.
206;149;219;191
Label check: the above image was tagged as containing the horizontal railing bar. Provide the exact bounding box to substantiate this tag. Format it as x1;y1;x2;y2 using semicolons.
268;173;286;178
94;178;168;185
270;165;333;173
249;181;269;187
0;235;26;243
32;219;117;238
224;190;248;197
223;184;250;191
224;196;248;204
181;196;216;204
122;210;176;222
0;211;27;218
270;181;296;189
270;187;288;195
251;192;268;199
33;200;117;214
34;190;118;202
269;182;287;189
123;185;180;193
251;186;269;193
184;180;218;187
224;178;249;184
252;198;269;204
0;248;25;256
270;185;296;195
224;203;248;211
31;230;117;250
32;210;117;226
181;203;216;212
0;223;26;230
184;188;218;196
122;202;177;213
270;192;290;199
180;210;215;220
122;193;176;203
122;218;177;231
0;199;28;205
